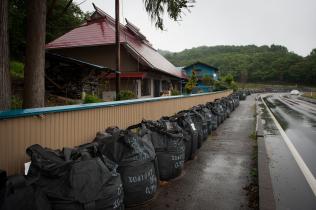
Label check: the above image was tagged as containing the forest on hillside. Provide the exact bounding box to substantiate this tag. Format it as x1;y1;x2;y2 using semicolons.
160;45;316;85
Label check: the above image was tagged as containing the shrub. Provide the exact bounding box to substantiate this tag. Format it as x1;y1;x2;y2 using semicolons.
171;89;180;96
202;75;214;86
11;96;23;109
230;81;238;91
222;73;234;85
214;80;228;91
10;60;24;79
118;90;136;100
214;74;238;91
83;94;103;104
184;73;198;94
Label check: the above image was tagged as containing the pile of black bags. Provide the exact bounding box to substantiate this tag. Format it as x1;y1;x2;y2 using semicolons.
143;119;185;181
94;125;159;206
0;92;244;210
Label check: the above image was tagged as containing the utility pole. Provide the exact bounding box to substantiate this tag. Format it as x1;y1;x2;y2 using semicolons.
115;0;121;100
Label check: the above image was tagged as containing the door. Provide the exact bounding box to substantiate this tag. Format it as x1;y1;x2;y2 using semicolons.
154;80;161;97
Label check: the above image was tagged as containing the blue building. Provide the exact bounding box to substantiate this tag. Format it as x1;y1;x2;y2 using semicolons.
182;62;219;93
183;62;219;81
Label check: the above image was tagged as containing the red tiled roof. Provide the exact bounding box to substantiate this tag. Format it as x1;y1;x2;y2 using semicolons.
46;5;181;78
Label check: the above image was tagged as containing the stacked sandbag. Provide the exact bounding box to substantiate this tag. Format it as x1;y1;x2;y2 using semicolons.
193;105;214;135
95;125;159;207
168;113;198;161
207;101;224;125
143;120;185;181
239;91;247;100
219;98;230;119
215;99;227;122
160;116;193;161
189;109;208;146
227;96;235;112
204;103;219;131
0;174;50;210
0;169;6;207
25;144;124;210
232;93;240;107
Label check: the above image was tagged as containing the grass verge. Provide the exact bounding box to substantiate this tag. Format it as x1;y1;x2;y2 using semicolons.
303;92;316;99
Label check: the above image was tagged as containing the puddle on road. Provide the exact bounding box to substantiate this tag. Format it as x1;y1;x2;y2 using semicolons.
263;96;316;130
261;94;316;178
263;97;289;131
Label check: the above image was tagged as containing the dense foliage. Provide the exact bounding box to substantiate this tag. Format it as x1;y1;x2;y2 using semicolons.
184;72;198;93
162;45;316;85
9;0;87;59
10;60;24;79
143;0;195;30
214;74;238;91
83;94;103;104
118;90;137;100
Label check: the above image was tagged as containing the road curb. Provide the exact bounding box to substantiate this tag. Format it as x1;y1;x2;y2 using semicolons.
256;96;276;210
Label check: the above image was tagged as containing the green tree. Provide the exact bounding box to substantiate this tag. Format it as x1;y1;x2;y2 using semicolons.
143;0;195;30
185;72;198;93
222;73;234;85
8;0;86;59
202;75;214;86
9;0;88;108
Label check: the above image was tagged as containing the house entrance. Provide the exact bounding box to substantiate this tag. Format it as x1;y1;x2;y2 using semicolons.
154;80;161;97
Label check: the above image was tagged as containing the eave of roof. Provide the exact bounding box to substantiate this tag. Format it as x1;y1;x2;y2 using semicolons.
105;72;146;79
46;52;117;73
184;61;219;71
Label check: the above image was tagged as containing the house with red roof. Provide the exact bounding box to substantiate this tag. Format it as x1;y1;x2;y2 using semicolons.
46;4;181;100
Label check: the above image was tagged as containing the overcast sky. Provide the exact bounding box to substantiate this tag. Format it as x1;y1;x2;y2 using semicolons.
75;0;316;56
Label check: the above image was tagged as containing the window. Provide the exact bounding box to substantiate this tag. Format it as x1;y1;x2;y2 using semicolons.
192;69;202;77
141;79;151;96
162;80;170;91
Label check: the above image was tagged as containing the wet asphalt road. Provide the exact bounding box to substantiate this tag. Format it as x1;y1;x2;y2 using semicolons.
129;95;256;210
260;94;316;209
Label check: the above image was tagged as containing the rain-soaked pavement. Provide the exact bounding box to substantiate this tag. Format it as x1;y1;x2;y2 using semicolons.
259;93;316;209
129;95;256;210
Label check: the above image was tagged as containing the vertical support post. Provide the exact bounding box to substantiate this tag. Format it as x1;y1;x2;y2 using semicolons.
115;0;120;100
180;80;183;95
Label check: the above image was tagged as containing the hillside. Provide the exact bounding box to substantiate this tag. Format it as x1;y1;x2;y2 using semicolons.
163;45;316;84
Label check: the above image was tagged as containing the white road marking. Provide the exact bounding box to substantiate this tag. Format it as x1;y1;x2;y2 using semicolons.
261;95;316;197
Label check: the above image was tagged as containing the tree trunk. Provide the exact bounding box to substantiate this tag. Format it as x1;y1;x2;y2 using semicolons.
23;0;47;108
0;0;11;111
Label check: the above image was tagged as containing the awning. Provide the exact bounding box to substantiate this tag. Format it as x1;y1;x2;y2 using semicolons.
105;72;147;79
46;52;118;73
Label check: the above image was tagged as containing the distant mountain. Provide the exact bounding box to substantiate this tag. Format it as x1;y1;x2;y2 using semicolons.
161;45;316;84
157;49;173;56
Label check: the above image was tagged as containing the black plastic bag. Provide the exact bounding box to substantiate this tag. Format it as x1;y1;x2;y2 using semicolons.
173;113;199;160
206;101;224;125
26;144;124;210
193;105;214;134
188;109;208;146
219;99;229;119
98;125;159;207
0;174;51;210
143;119;185;181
